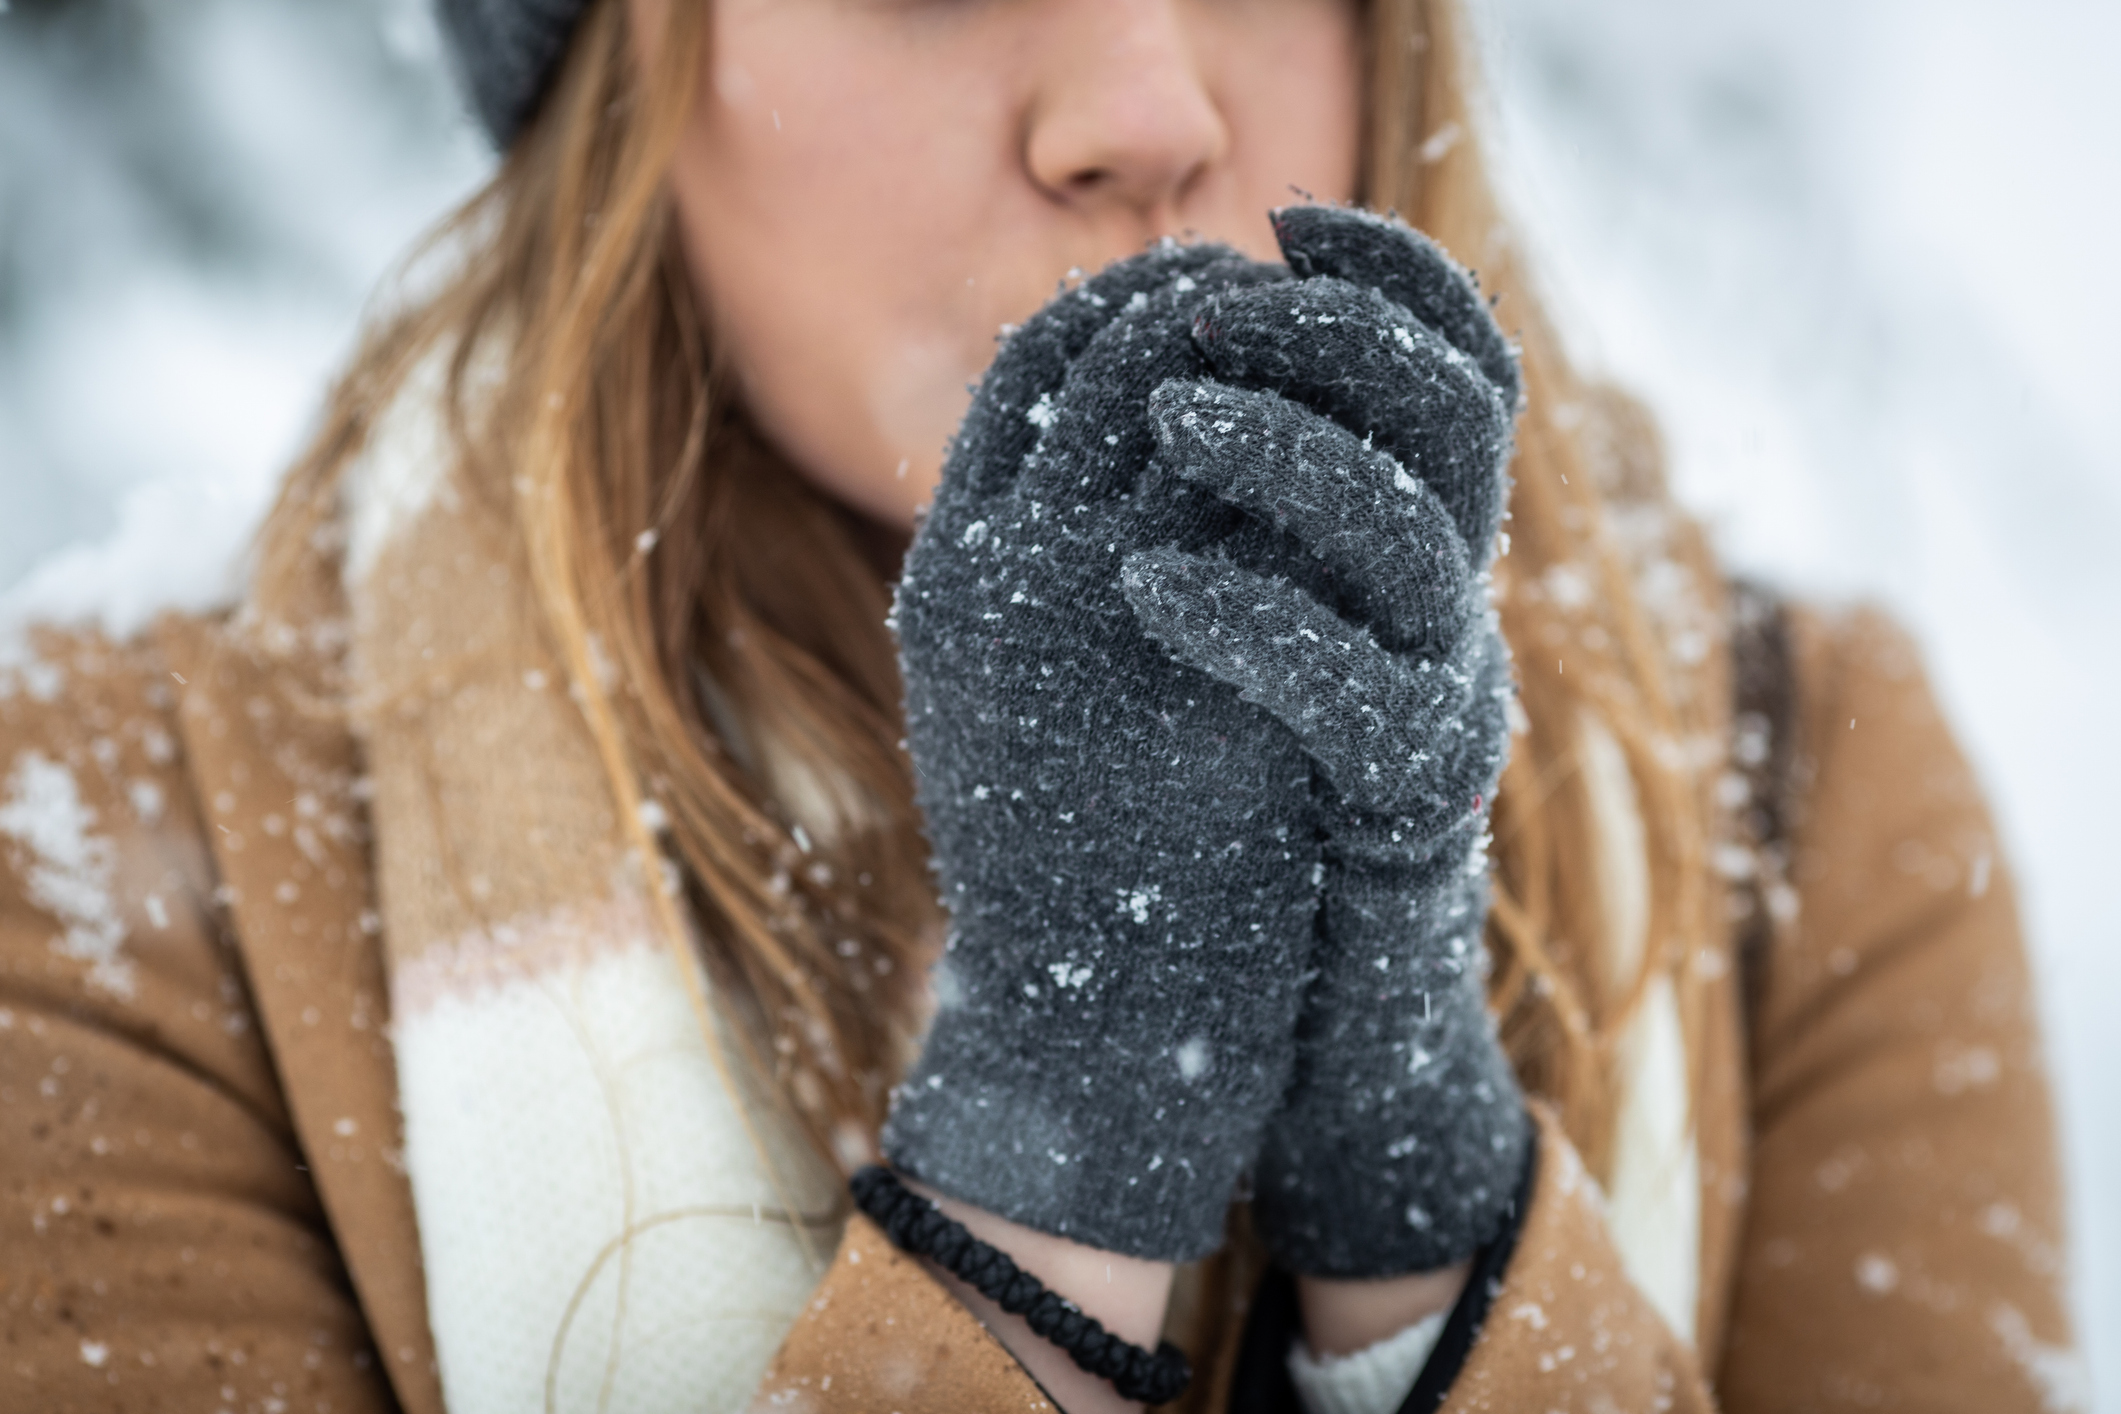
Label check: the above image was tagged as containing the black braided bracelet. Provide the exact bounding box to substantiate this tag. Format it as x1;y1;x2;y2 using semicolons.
850;1166;1192;1405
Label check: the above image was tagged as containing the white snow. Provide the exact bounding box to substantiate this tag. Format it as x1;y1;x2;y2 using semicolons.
1855;1252;1901;1296
1047;960;1094;990
1120;884;1164;924
1174;1037;1211;1081
1992;1301;2096;1414
0;0;487;637
0;751;132;999
0;0;2113;1396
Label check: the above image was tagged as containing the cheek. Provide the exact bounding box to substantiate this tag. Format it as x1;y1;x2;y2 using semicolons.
1212;0;1364;223
668;14;1018;527
666;0;1365;531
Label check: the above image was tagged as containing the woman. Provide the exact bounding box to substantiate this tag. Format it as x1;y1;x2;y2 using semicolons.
0;0;2078;1409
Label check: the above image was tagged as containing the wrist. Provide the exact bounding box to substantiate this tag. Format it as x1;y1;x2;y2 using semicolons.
904;1178;1177;1413
1296;1260;1472;1360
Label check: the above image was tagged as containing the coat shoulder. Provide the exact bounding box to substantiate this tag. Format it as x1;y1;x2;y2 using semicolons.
0;615;233;1042
1718;599;2084;1411
0;614;399;1409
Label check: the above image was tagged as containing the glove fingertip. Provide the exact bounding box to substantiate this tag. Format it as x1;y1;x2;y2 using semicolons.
1146;376;1217;428
1118;547;1243;673
1269;202;1427;280
1269;201;1388;276
1145;377;1267;466
1117;543;1202;613
1267;205;1524;410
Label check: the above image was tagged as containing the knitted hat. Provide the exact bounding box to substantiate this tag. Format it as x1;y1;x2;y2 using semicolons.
434;0;593;147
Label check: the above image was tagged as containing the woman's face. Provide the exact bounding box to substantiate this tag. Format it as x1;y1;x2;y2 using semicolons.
643;0;1363;529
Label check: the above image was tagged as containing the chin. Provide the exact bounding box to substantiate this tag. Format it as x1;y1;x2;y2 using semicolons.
806;456;940;537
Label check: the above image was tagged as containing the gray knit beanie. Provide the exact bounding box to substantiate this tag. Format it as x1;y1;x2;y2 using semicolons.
434;0;592;148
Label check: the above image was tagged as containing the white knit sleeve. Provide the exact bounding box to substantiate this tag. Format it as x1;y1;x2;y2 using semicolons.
1285;1307;1449;1414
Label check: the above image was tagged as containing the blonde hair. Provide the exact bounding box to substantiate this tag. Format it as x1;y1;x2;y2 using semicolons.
254;0;1730;1182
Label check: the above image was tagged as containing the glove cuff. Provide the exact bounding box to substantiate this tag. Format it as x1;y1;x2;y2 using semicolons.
1252;1053;1530;1278
880;1032;1268;1263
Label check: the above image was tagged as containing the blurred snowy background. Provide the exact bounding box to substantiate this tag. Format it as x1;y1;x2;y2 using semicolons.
1;0;2113;1398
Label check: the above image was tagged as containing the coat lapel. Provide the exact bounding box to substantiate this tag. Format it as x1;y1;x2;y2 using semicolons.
159;614;444;1414
145;592;1762;1409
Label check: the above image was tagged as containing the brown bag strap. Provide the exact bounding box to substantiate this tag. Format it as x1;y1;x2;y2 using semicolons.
1728;580;1797;1030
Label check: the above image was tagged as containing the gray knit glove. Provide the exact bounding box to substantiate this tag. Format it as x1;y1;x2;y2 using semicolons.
881;242;1324;1263
1121;207;1530;1278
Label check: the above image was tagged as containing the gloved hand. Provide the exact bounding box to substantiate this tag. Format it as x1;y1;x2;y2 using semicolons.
1120;206;1530;1278
881;241;1324;1263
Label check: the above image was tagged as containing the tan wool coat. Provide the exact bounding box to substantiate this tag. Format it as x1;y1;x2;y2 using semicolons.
0;588;2077;1412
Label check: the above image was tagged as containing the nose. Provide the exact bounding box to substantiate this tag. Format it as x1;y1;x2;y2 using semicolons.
1023;0;1229;229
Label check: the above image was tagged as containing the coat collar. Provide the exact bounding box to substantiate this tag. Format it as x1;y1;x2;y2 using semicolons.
146;601;1756;1398
158;613;444;1414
